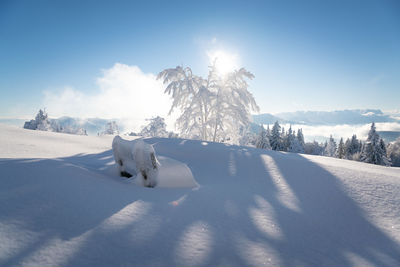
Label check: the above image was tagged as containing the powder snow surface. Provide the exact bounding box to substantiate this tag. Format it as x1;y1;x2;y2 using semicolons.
1;124;400;266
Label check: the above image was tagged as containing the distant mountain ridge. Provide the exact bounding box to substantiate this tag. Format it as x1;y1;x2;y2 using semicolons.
253;109;399;126
55;117;113;135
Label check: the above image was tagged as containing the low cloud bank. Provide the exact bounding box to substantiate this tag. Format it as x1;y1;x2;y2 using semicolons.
280;122;400;142
43;63;176;132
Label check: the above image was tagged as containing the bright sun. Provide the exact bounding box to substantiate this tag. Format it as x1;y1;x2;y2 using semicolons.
207;50;239;75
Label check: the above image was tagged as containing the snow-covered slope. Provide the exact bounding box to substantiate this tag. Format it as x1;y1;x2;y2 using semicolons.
1;124;400;266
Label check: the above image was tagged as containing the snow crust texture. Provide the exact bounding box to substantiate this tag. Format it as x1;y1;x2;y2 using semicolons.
1;124;400;266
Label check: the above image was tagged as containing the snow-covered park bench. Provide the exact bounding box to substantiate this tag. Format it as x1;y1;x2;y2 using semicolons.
112;136;159;188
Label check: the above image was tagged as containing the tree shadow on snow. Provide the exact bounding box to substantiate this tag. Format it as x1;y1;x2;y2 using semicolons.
0;150;187;266
147;138;400;266
1;138;399;266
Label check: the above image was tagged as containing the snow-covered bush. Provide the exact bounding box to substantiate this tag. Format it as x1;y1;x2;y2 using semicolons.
238;125;257;147
112;136;159;187
351;152;361;161
140;116;168;138
304;141;324;155
100;121;119;135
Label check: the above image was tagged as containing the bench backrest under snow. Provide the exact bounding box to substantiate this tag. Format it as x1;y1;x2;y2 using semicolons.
112;136;159;188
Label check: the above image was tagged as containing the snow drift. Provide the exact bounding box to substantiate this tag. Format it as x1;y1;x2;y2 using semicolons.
1;123;400;266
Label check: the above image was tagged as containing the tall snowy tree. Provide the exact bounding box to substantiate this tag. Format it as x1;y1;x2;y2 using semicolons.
157;63;259;143
140;116;168;138
280;127;288;151
266;124;271;142
324;135;337;157
296;129;305;152
336;138;345;159
287;126;304;153
345;134;361;159
285;126;295;152
361;122;390;166
255;124;271;149
380;138;387;156
344;138;351;158
270;121;282;151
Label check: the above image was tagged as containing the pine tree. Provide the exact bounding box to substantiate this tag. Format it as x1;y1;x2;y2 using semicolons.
296;129;305;152
361;122;390;166
336;138;345;159
344;138;351;158
255;124;271;149
344;134;361;160
266;124;271;143
324;135;337;157
270;121;282;151
286;126;295;152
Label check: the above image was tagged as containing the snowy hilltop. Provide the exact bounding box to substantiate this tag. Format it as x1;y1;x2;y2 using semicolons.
23;109;88;135
0;123;400;266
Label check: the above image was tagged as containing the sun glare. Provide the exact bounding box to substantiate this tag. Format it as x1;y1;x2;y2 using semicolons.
207;50;239;75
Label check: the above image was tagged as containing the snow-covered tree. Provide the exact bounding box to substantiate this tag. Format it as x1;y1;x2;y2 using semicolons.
101;121;119;135
285;126;303;153
336;138;345;159
296;128;305;153
345;134;361;159
285;126;295;152
304;141;324;155
280;127;287;151
140;116;168;138
270;121;282;151
157;63;259;144
360;122;390;166
238;125;257;146
24;109;51;131
266;124;271;143
24;109;87;135
380;138;387;156
324;135;337;157
255;124;271;149
289;138;304;153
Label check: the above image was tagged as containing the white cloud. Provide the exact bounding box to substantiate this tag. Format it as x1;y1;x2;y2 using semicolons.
280;122;400;142
43;63;175;131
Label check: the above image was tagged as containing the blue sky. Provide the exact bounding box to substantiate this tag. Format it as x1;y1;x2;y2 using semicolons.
1;0;399;119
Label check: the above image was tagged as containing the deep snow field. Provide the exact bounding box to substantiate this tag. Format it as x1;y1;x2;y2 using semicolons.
1;123;400;266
